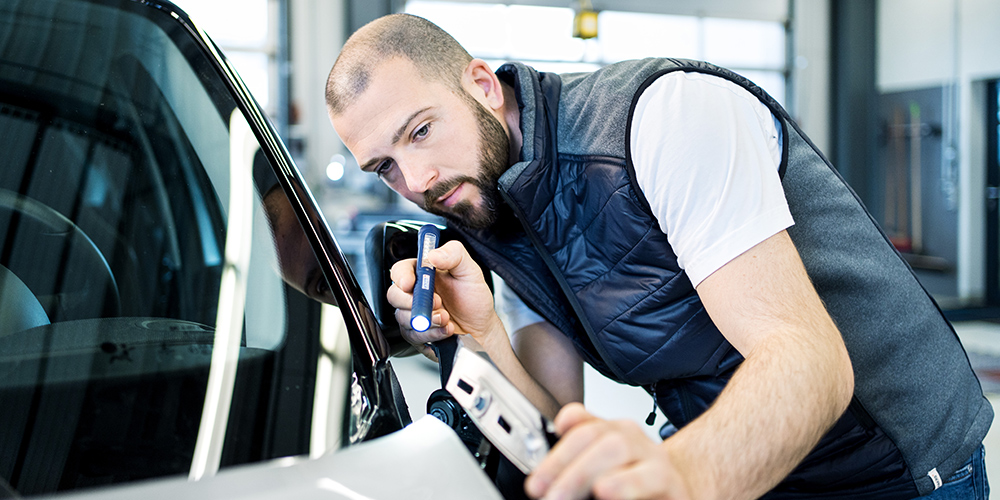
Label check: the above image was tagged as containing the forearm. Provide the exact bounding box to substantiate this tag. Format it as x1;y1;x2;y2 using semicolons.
473;319;565;420
663;324;853;500
511;321;584;407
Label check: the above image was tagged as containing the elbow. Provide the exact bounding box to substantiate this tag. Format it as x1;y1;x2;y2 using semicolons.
831;343;855;417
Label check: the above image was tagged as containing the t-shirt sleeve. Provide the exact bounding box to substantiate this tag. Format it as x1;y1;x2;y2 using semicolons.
496;276;546;333
629;71;794;287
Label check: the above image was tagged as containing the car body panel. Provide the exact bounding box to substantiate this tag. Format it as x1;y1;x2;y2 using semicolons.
33;417;503;500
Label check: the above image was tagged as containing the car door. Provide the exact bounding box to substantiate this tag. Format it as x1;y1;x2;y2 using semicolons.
0;0;425;497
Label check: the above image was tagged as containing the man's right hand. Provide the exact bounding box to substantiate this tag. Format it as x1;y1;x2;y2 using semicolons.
389;240;569;421
387;240;506;360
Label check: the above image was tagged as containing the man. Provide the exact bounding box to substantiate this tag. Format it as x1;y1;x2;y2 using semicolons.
325;13;991;500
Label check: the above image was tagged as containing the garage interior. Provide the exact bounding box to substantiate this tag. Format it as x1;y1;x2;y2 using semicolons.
170;0;1000;489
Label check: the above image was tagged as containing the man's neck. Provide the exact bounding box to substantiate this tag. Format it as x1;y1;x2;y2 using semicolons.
500;81;522;164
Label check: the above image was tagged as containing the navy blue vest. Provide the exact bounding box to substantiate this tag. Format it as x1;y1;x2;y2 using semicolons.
453;59;991;498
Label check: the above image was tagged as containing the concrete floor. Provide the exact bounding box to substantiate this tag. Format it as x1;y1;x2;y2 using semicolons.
392;320;1000;497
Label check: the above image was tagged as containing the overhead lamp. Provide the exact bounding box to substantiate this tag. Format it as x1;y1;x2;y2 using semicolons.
573;0;598;40
326;154;346;182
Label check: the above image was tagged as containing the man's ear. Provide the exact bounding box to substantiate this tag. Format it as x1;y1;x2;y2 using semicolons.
463;58;504;111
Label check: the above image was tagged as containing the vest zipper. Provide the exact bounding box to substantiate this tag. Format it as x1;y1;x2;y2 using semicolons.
497;187;627;381
677;384;699;426
645;384;658;425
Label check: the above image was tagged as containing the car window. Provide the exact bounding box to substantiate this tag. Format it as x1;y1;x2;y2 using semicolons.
0;0;344;495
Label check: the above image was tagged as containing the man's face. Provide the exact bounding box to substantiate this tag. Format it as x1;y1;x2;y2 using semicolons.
331;57;509;229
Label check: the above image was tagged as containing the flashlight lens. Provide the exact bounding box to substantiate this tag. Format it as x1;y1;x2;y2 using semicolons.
411;315;430;332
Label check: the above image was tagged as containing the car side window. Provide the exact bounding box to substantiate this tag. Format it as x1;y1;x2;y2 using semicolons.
0;1;339;495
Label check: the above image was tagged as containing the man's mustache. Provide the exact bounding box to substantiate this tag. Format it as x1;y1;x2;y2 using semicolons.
423;175;477;208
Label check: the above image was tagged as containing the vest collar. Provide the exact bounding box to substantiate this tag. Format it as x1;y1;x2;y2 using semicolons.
494;62;561;193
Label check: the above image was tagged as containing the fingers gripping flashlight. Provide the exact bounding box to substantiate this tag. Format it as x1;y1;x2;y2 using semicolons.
410;224;440;332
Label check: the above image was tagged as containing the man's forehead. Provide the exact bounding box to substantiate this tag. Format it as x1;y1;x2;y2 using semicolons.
333;59;447;155
343;56;426;114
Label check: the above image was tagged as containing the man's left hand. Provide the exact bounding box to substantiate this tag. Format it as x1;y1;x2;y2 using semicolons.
525;403;691;500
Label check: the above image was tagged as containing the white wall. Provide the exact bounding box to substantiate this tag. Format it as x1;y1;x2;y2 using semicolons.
877;0;958;93
289;0;347;190
790;0;830;153
879;0;1000;91
961;0;1000;80
878;0;1000;305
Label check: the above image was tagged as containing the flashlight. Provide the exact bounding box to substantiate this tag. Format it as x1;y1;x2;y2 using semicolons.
410;224;440;332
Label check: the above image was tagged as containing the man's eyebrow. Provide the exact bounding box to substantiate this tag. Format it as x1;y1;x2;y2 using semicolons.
393;106;432;144
359;106;432;172
360;157;383;172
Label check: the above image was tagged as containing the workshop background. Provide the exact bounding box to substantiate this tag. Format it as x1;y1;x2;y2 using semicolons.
173;0;1000;491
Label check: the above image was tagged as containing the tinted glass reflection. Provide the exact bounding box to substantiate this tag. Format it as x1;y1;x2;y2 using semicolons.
0;0;318;495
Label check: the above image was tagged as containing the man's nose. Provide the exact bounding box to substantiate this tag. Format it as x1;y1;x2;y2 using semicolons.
401;161;437;194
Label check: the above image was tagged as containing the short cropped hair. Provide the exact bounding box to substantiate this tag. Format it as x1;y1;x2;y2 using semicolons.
326;14;473;115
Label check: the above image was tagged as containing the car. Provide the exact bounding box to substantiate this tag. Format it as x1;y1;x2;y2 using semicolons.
0;0;505;498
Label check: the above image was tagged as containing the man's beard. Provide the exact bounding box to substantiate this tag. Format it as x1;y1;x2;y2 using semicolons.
422;93;510;230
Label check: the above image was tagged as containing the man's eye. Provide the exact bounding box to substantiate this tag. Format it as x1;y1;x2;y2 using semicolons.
413;123;429;140
375;160;392;177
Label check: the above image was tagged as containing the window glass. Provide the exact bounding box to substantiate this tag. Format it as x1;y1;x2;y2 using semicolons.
172;0;269;48
0;0;324;495
506;6;585;62
598;11;700;62
404;1;788;104
703;17;786;69
404;1;509;59
172;0;272;108
224;50;272;111
484;59;601;74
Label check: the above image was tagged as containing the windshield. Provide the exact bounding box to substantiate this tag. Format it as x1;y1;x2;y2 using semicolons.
0;0;346;495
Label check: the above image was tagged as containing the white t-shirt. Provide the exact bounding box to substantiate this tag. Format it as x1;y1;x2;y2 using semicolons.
498;71;794;332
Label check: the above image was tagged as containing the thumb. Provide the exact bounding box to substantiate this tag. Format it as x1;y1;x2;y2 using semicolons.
428;240;485;283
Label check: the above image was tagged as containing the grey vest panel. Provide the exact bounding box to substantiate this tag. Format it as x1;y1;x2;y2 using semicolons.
556;58;678;159
780;118;992;495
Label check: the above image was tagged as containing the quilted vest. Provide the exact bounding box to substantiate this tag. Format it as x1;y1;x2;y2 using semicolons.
452;59;991;498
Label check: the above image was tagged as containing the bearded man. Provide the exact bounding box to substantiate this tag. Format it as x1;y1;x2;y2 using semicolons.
324;13;991;500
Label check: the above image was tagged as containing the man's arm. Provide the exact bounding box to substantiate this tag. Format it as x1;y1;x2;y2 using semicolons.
511;321;584;407
526;230;854;500
666;229;853;499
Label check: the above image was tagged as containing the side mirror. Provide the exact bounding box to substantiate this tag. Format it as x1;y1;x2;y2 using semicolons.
364;221;493;357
